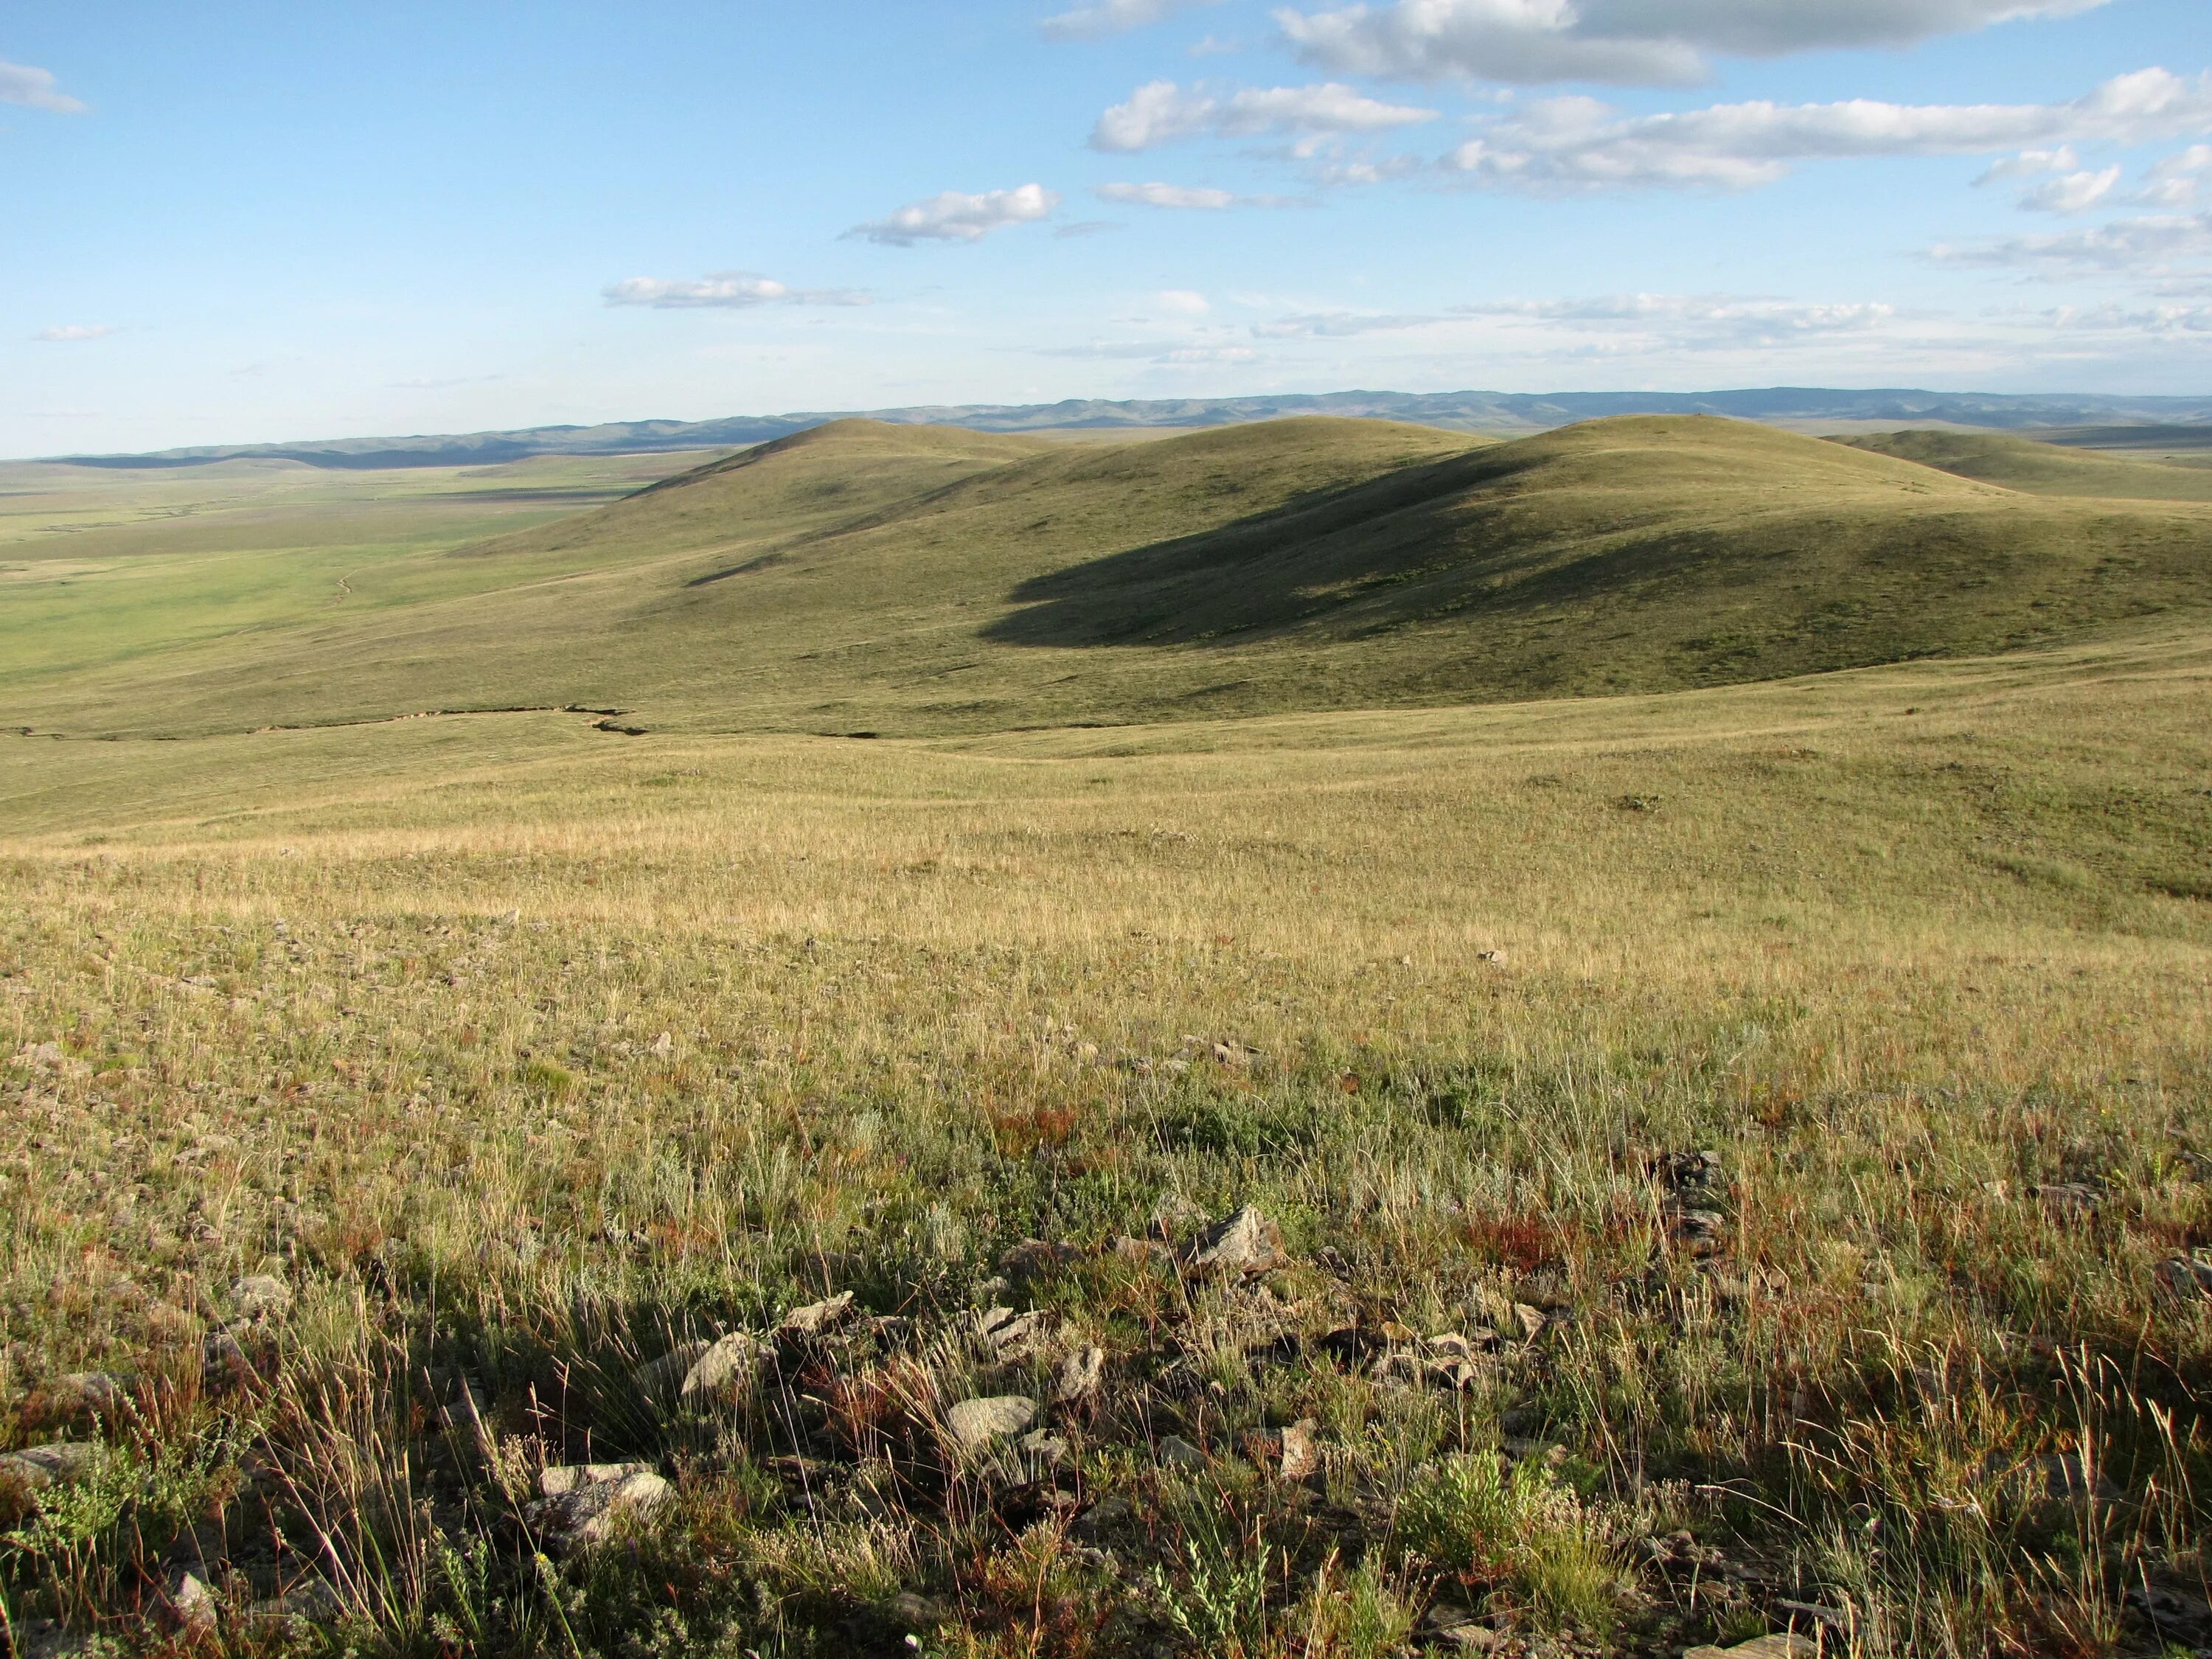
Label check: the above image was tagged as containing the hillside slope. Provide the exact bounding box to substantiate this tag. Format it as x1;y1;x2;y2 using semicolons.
9;415;2212;738
1840;429;2212;501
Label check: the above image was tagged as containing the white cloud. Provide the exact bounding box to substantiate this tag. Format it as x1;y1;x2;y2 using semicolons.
1253;310;1444;335
32;324;114;341
1158;289;1213;314
1091;79;1436;151
1277;0;2112;88
1041;0;1223;39
1975;146;2077;184
0;59;85;114
846;184;1062;246
2136;144;2212;207
1040;336;1262;362
1458;292;1898;346
1933;211;2212;271
1440;69;2212;192
2042;301;2212;333
1096;180;1310;208
601;271;870;308
2017;165;2121;212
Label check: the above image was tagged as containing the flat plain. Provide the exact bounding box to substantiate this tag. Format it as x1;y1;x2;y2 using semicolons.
2;421;2211;1659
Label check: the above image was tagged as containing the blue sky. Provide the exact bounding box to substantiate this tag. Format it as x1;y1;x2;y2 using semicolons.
4;0;2210;454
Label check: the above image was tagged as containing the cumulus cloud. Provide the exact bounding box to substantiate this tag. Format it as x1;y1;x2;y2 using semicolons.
1092;80;1436;151
2137;144;2212;207
1096;180;1310;208
1933;210;2212;272
0;59;85;113
1439;69;2212;192
846;184;1062;245
601;272;870;308
1277;0;2112;88
32;324;114;341
1041;0;1221;39
2017;165;2121;212
1975;146;2078;184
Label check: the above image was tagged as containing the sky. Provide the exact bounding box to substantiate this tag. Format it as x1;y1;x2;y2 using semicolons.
4;0;2211;456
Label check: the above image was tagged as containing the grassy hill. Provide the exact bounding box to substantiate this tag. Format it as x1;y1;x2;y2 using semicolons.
9;414;2212;739
1840;427;2212;500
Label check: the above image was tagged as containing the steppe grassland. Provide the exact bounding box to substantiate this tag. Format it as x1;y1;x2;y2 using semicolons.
2;613;2211;1654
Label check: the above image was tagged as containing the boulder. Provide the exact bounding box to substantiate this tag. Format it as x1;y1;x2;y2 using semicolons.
1684;1639;1818;1659
1187;1207;1288;1279
945;1396;1038;1452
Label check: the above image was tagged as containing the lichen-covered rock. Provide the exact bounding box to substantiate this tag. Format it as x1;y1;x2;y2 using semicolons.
534;1463;674;1550
945;1396;1038;1451
1186;1206;1288;1278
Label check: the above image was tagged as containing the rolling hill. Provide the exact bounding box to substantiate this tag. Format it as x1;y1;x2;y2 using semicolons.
1839;428;2212;501
10;414;2212;740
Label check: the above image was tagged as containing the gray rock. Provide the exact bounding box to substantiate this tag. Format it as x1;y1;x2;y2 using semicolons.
11;1621;88;1659
1019;1428;1070;1466
535;1463;675;1550
1425;1604;1499;1650
1055;1344;1106;1403
1280;1418;1321;1480
945;1396;1038;1451
631;1341;710;1403
172;1571;219;1633
1684;1639;1818;1659
776;1293;857;1339
1155;1434;1207;1470
203;1331;255;1391
681;1332;768;1402
231;1275;294;1321
990;1310;1054;1358
46;1372;129;1417
2155;1256;2212;1298
1187;1206;1288;1278
2034;1182;2101;1221
0;1442;97;1491
883;1591;953;1630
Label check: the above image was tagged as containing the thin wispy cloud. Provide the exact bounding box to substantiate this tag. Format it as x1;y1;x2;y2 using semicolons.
1278;0;2114;88
2017;165;2122;212
0;59;85;114
1933;210;2212;273
32;324;114;342
1092;80;1436;151
1040;0;1222;41
1438;69;2212;192
602;272;871;308
847;184;1062;246
1096;181;1312;209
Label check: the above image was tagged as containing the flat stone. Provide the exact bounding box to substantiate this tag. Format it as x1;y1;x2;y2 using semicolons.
1055;1344;1106;1403
1187;1206;1288;1278
945;1396;1038;1451
0;1442;97;1490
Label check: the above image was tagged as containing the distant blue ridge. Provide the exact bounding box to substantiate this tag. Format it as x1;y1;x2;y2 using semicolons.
42;386;2212;470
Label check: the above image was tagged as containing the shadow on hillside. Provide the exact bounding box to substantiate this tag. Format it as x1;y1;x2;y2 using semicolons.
982;449;1531;647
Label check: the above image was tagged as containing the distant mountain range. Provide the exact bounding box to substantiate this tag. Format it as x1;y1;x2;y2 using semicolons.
47;386;2212;470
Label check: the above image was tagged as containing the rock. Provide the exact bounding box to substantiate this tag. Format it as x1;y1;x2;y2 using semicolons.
0;1442;97;1491
1512;1304;1549;1342
1019;1429;1070;1467
1155;1434;1207;1470
52;1372;128;1414
1073;1495;1134;1539
990;1310;1054;1358
203;1331;256;1391
1996;1451;2121;1507
632;1341;710;1403
1684;1638;1818;1659
246;1578;345;1627
535;1464;674;1550
1280;1418;1321;1480
2034;1183;2101;1221
1669;1208;1728;1251
945;1396;1038;1452
1657;1150;1725;1192
1514;1270;1575;1312
1113;1234;1174;1267
2155;1256;2212;1299
1055;1344;1106;1403
776;1293;857;1339
171;1571;219;1633
231;1275;294;1321
12;1621;88;1659
681;1332;768;1402
1425;1603;1499;1650
1475;950;1506;966
2128;1581;2212;1643
998;1239;1079;1286
883;1591;953;1630
1187;1206;1289;1279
